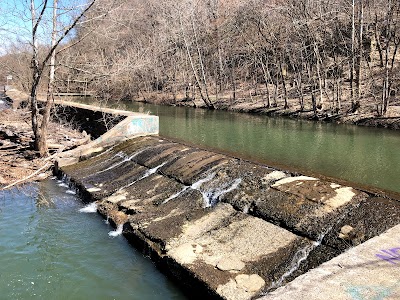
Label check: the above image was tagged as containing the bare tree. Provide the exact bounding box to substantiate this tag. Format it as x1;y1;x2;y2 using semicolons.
29;0;98;156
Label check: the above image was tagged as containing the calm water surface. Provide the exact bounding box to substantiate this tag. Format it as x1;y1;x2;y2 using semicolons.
114;101;400;194
0;179;186;300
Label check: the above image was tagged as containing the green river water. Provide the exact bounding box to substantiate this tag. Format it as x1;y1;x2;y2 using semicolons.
0;179;186;300
120;102;400;195
2;98;399;299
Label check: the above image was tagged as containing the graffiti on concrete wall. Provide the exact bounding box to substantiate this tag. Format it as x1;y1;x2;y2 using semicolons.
346;285;396;300
127;117;158;135
376;247;400;265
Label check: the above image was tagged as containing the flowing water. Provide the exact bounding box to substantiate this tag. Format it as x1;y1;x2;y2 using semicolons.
8;97;394;298
0;179;186;300
111;101;400;194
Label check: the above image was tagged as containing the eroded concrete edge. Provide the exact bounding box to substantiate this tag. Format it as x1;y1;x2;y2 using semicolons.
259;224;400;300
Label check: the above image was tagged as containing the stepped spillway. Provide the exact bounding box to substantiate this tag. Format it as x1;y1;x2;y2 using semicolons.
57;136;400;300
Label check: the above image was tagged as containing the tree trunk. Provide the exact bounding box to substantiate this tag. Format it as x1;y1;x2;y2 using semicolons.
39;0;58;157
30;0;44;155
313;42;324;108
355;0;364;102
280;61;289;109
374;14;384;68
350;0;356;105
179;14;213;109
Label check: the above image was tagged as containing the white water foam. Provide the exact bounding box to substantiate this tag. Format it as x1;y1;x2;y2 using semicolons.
162;173;242;207
162;172;216;204
266;211;351;293
191;172;216;189
108;224;123;237
120;162;168;190
89;149;146;178
79;202;98;213
269;237;322;291
202;178;242;208
66;189;76;195
58;182;69;188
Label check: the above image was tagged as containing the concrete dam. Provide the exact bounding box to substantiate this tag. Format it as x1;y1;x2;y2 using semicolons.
54;104;400;299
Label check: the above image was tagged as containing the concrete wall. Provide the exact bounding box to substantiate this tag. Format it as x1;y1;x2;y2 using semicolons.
55;101;159;167
4;89;159;165
53;105;126;139
51;100;160;140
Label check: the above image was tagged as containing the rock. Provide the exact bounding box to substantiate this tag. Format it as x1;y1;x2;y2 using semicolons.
217;257;245;272
261;171;287;185
235;274;265;292
36;173;48;181
338;225;354;240
271;176;318;187
217;274;266;300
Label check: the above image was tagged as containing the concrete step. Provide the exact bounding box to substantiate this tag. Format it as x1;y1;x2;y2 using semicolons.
57;136;400;300
259;224;400;300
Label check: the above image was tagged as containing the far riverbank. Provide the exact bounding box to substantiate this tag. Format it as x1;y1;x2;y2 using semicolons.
130;91;400;130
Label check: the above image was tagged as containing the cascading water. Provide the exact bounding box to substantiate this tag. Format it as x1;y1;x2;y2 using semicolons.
57;182;69;188
162;172;242;208
191;172;216;189
162;187;190;204
119;161;168;190
55;175;78;196
201;178;242;208
266;209;353;293
162;172;216;204
90;144;119;159
56;174;72;190
108;224;124;237
79;202;98;213
267;236;324;292
86;149;146;177
92;152;130;175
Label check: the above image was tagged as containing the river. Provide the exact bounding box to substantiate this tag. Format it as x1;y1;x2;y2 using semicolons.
0;179;186;299
2;97;399;298
115;101;400;195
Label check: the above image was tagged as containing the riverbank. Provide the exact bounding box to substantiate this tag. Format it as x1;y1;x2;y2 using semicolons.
0;99;89;188
133;91;400;130
7;88;400;130
1;89;160;189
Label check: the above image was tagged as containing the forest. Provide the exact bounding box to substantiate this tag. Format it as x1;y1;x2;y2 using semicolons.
1;0;400;117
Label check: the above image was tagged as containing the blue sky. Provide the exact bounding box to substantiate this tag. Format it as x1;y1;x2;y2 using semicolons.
0;0;89;54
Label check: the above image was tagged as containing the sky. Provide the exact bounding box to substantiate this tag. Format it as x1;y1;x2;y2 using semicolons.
0;0;90;54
